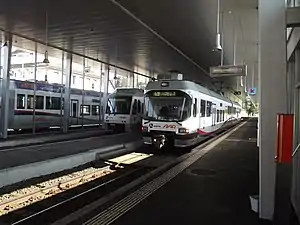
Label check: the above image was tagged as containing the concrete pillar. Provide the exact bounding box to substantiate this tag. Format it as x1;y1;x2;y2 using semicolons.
0;33;12;139
294;49;300;146
288;59;295;114
258;0;287;220
63;49;73;133
293;48;300;218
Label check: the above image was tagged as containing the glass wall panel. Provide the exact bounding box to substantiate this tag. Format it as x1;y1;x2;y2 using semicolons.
35;43;64;133
10;46;35;81
111;69;129;89
108;66;116;93
9;36;36;133
136;74;149;89
71;55;84;128
89;60;102;126
134;72;139;88
4;34;153;136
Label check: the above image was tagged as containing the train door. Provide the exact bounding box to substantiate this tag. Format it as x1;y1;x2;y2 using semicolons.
136;98;143;125
130;98;138;125
212;104;217;126
70;99;78;124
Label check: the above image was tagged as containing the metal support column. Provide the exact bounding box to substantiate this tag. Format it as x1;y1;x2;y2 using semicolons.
81;58;85;128
102;64;109;129
288;60;295;115
99;63;103;126
60;51;64;129
63;47;73;133
258;0;287;221
0;33;12;139
32;42;38;134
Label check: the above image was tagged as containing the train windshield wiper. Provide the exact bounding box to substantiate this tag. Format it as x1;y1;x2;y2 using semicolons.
107;99;116;115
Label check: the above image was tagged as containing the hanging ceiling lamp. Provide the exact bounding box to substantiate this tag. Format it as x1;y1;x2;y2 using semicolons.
43;10;50;64
213;0;222;52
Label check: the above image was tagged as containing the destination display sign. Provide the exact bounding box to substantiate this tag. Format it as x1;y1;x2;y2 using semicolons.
151;91;177;97
209;65;247;77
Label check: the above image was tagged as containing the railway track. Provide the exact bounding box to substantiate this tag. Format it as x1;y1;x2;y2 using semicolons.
0;152;153;225
0;167;114;217
0;122;241;225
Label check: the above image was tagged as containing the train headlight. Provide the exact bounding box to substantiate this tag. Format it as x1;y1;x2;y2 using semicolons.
142;126;149;132
178;128;189;134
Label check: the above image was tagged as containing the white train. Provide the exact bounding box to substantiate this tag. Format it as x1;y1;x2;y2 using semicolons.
4;79;104;130
142;78;242;148
104;88;144;132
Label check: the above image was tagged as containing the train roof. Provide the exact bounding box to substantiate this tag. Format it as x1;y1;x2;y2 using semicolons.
10;79;102;97
145;80;240;106
108;88;144;97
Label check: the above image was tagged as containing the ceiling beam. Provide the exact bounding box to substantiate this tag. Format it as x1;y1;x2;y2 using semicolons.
287;7;300;28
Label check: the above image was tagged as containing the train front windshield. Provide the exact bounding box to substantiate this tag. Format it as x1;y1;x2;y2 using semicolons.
144;91;191;121
106;96;132;115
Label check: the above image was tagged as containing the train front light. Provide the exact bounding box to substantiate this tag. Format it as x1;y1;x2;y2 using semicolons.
178;128;189;134
142;126;148;132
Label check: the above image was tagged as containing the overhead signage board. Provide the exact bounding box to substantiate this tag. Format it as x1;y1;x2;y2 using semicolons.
248;87;257;95
209;65;247;78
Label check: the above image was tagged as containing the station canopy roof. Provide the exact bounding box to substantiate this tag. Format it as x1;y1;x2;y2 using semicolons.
0;0;258;97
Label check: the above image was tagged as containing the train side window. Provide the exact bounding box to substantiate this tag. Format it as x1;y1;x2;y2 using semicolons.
27;95;44;109
200;99;206;117
217;109;220;122
46;97;62;110
36;96;44;109
206;101;212;117
17;94;25;109
222;110;225;121
193;98;198;117
228;106;231;115
92;105;100;115
80;105;91;116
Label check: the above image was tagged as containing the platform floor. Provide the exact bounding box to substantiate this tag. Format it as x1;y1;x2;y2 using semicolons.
0;127;107;149
0;132;139;170
110;119;271;225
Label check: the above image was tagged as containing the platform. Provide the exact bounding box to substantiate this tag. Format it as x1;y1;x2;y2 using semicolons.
0;127;108;149
106;119;269;225
0;132;140;170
